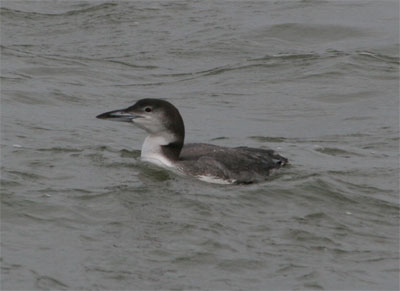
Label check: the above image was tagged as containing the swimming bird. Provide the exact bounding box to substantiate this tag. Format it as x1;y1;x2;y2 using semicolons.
96;99;288;184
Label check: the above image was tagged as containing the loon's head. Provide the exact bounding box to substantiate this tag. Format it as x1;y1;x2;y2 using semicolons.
97;99;184;136
97;98;185;161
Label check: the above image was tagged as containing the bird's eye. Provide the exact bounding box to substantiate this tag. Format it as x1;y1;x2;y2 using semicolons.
145;107;152;113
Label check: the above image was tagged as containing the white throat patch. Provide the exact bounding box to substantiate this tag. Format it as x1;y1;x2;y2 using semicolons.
141;134;176;168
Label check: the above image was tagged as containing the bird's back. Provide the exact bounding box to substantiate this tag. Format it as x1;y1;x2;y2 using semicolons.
177;143;288;184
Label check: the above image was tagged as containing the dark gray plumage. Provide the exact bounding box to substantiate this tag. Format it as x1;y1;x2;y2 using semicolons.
178;143;288;184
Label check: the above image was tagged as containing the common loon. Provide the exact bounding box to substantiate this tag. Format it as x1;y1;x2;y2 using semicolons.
96;99;288;184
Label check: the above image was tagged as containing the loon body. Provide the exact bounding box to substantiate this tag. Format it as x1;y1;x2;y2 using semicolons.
97;99;288;184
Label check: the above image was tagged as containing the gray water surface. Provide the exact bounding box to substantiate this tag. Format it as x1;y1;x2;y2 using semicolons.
1;1;399;290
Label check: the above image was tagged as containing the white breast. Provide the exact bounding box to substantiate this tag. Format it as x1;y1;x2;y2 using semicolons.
196;175;236;185
141;134;175;168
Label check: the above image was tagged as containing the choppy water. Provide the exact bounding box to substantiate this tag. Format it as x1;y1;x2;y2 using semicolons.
1;1;399;290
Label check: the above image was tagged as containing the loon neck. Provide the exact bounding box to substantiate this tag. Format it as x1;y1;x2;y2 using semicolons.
141;133;183;166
